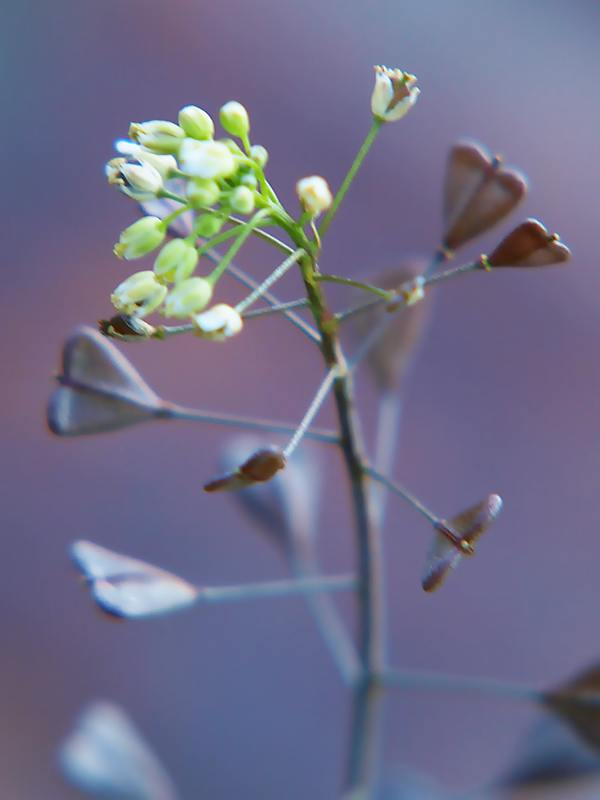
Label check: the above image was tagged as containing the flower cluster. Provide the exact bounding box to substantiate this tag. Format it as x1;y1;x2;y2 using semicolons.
105;100;270;337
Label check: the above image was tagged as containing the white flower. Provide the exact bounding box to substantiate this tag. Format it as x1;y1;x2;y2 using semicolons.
110;271;167;317
296;175;333;217
115;140;177;179
179;139;236;179
193;304;243;341
113;217;166;260
371;65;420;123
163;277;213;318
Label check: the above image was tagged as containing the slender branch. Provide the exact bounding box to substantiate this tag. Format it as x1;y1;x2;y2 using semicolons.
319;119;383;237
382;669;542;703
160;402;339;445
196;574;357;604
207;209;272;285
423;246;452;279
316;274;392;300
236;249;305;314
365;466;439;524
283;368;338;458
242;298;309;319
371;390;403;529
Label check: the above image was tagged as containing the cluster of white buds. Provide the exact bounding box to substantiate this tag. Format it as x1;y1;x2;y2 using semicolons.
105;98;271;333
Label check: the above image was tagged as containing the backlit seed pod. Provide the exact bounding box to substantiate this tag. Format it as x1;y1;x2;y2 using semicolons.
250;144;268;168
113;216;166;260
193;303;243;341
163;277;213;318
186;178;221;208
371;65;420;123
296;175;333;217
485;218;571;268
110;271;167;317
99;314;157;341
154;239;199;283
128;120;185;155
178;105;214;140
204;446;286;492
443;140;527;251
219;100;250;138
230;185;255;215
47;327;164;436
422;494;503;592
179;139;236;179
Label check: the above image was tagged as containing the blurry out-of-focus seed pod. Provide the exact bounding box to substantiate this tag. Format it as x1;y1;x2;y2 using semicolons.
494;715;600;793
422;493;503;592
179;139;236;179
543;663;600;753
223;436;320;555
71;540;199;620
47;326;164;436
111;271;167;317
352;262;430;391
193;303;243;341
204;446;286;492
129;119;185;155
99;314;157;341
178;105;214;140
485;218;571;268
443;140;527;251
219;100;250;139
60;701;179;800
296;175;333;217
371;65;420;123
114;216;166;260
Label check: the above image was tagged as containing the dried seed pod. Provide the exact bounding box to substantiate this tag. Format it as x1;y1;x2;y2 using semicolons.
443;140;527;251
495;715;600;791
99;314;157;341
351;261;430;391
47;327;164;436
204;446;286;492
223;436;320;555
60;701;178;800
71;540;199;619
543;663;600;753
422;494;503;592
486;218;571;268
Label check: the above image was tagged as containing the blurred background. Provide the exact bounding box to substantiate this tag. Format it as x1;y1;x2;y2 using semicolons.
2;0;600;797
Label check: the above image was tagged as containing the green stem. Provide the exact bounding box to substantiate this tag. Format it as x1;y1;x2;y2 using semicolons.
319;119;383;237
206;209;271;286
316;274;392;300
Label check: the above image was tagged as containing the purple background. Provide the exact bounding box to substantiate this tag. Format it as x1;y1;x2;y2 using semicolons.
2;0;600;797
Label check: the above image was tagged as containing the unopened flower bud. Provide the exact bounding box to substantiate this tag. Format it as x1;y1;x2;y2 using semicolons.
230;185;255;215
193;303;243;341
163;277;213;318
186;178;221;209
111;271;167;317
99;314;157;341
195;214;224;238
250;144;268;168
220;138;244;155
296;175;333;217
114;217;166;260
154;239;199;283
178;105;214;140
239;171;258;190
371;65;420;123
129;120;185;155
219;101;250;138
115;140;177;179
106;158;163;200
204;446;286;492
179;139;236;179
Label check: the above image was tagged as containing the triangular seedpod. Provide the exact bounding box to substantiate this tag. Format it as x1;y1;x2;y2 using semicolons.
543;663;600;753
60;701;178;799
47;327;164;436
422;494;503;592
204;446;286;492
487;218;571;268
71;540;199;619
443;140;527;251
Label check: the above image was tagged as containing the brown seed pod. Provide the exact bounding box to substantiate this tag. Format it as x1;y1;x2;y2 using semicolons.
99;314;157;341
422;493;503;592
486;218;571;268
443;140;527;251
543;664;600;753
204;446;286;492
47;327;164;436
